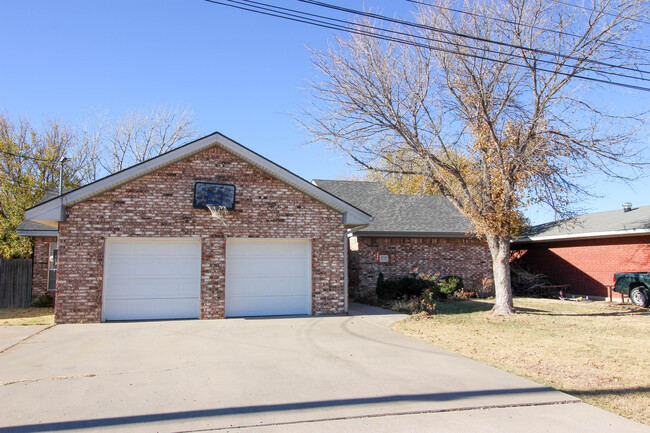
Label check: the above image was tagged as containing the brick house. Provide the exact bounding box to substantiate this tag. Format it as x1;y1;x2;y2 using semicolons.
17;190;62;298
21;132;370;323
313;180;494;297
511;204;650;298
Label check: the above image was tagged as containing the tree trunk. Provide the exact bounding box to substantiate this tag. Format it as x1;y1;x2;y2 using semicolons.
486;234;515;315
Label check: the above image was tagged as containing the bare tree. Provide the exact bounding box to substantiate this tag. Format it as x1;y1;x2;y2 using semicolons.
77;108;108;184
302;0;649;314
99;105;197;175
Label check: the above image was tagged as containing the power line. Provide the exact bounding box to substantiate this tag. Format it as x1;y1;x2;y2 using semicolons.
205;0;650;92
298;0;650;77
212;0;643;80
406;0;650;54
549;0;650;26
0;149;56;163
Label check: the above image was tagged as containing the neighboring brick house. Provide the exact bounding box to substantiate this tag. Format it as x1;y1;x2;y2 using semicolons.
511;204;650;298
17;189;62;298
313;180;494;297
21;132;370;323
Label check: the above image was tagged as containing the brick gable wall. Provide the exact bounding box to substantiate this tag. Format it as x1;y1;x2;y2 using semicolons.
512;235;650;297
351;236;493;297
55;145;345;323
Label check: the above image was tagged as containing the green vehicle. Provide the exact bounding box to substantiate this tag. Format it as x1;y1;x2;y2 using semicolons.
613;273;650;307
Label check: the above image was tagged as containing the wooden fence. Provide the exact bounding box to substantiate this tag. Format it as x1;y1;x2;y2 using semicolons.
0;259;32;308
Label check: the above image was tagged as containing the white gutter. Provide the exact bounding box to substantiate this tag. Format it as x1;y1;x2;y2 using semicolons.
515;228;650;243
16;230;58;237
343;224;370;314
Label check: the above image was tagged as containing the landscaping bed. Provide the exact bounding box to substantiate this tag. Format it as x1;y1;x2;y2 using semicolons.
0;308;55;326
392;297;650;425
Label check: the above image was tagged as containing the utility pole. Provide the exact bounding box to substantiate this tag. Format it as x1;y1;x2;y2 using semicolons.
58;156;68;195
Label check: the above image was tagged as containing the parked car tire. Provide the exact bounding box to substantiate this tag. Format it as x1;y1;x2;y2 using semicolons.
629;286;650;308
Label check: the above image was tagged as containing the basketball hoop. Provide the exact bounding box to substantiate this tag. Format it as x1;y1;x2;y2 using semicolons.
206;204;228;226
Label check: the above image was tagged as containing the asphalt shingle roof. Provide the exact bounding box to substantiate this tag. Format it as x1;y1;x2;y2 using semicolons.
17;188;68;235
16;219;56;232
313;180;472;236
520;204;650;241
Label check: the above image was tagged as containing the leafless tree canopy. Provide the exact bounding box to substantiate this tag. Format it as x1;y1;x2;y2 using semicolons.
80;105;197;179
302;0;649;314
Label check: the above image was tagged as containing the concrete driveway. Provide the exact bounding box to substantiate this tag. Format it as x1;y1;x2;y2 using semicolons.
0;304;646;433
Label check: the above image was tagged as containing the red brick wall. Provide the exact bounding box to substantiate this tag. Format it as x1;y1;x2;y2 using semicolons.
512;235;650;297
32;236;55;297
352;236;493;297
55;145;346;323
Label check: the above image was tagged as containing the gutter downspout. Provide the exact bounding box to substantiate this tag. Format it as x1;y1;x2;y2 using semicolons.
344;224;369;314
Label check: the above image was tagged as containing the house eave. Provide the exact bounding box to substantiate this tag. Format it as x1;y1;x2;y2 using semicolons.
24;132;372;228
513;228;650;244
16;230;58;237
353;231;476;239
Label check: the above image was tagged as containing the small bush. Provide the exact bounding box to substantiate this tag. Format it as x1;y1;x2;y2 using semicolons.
377;272;400;300
439;276;464;297
421;288;437;313
377;272;436;300
32;293;54;308
391;297;423;314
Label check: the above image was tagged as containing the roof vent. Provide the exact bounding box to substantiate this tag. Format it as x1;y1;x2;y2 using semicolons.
622;202;632;212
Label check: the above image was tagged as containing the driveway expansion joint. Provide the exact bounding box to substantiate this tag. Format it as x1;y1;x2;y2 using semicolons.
173;399;582;432
0;324;55;354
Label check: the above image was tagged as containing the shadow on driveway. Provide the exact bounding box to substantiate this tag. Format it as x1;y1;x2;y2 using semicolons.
0;387;566;432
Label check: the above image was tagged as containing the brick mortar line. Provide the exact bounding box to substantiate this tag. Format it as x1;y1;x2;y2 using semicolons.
0;324;55;354
176;399;582;432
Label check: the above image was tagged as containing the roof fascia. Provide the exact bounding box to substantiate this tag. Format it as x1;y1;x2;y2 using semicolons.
25;131;371;227
214;134;371;226
354;231;476;238
16;230;58;237
513;228;650;244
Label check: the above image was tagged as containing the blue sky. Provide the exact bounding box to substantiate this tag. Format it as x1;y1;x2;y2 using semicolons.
1;0;648;224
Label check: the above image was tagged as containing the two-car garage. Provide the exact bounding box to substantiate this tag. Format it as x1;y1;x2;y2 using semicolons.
23;133;371;323
102;238;312;321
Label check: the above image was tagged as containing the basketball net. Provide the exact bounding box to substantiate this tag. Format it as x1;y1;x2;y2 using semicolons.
206;204;228;226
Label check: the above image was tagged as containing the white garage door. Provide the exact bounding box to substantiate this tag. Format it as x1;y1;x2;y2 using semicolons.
226;239;311;317
103;238;201;321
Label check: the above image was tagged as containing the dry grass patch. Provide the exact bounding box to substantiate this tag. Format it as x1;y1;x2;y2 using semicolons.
393;297;650;425
0;308;54;326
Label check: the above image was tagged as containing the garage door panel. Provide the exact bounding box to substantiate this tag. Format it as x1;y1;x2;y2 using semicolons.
267;296;310;313
265;258;308;276
226;278;269;298
226;296;308;318
106;276;201;299
227;258;308;278
226;297;267;317
266;242;307;257
265;277;309;295
103;238;201;321
227;276;308;298
105;298;199;321
226;239;311;317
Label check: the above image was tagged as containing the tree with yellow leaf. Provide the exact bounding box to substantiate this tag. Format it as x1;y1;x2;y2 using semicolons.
302;0;648;315
0;115;83;258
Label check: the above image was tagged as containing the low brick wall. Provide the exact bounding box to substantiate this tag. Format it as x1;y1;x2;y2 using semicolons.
351;236;493;297
512;235;650;297
55;145;346;323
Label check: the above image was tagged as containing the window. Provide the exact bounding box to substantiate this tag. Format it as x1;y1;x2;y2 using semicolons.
48;242;58;291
